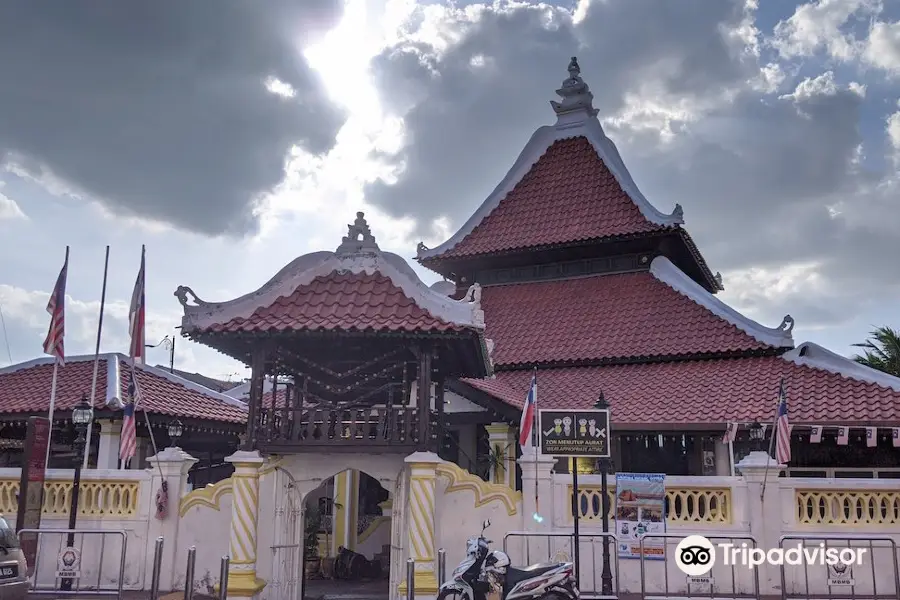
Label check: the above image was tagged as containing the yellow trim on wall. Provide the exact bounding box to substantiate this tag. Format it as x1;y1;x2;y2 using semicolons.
178;456;283;518
435;462;521;516
179;478;233;517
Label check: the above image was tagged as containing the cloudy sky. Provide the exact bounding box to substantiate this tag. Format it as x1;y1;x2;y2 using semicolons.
1;0;898;382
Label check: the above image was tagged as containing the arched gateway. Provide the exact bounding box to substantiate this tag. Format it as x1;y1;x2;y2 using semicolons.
175;212;492;600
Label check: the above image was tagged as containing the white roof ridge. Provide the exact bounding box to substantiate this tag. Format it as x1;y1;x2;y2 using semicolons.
782;342;900;393
417;61;683;262
177;212;486;332
649;256;795;348
134;361;248;409
0;352;130;375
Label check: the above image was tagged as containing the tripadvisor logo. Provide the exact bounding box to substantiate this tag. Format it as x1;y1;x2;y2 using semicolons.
675;535;867;575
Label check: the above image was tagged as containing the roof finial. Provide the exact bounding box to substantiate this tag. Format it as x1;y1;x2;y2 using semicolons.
336;211;380;255
550;56;598;120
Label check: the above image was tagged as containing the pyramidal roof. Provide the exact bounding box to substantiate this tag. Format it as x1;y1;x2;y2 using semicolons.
416;57;717;289
176;212;487;335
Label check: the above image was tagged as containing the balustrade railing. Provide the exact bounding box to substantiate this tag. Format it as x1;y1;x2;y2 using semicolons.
0;478;140;518
256;405;431;450
795;488;900;525
566;482;733;525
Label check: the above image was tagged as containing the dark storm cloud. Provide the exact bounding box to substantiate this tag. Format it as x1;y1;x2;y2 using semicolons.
364;0;900;326
0;1;346;236
365;0;756;229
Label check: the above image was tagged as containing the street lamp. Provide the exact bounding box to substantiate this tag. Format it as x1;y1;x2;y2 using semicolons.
168;419;184;448
61;395;92;591
749;421;765;452
593;392;614;596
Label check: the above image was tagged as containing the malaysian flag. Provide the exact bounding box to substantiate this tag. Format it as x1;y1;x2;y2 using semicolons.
775;382;791;464
519;369;537;447
42;252;69;365
722;422;738;444
129;247;146;363
119;369;140;465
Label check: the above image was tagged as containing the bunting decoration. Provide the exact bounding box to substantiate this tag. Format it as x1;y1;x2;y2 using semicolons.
866;427;877;448
894;428;900;448
837;426;849;446
809;425;822;443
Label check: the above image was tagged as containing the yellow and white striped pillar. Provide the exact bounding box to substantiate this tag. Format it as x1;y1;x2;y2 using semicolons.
486;422;517;489
331;469;360;555
223;450;266;599
401;451;441;598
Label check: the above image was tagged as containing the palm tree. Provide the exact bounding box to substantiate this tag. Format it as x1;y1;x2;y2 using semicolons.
852;326;900;377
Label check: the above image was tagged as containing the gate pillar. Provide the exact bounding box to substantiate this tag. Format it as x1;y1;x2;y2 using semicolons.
399;451;441;599
223;450;267;599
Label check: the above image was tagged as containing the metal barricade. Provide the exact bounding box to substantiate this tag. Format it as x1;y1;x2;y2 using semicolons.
438;548;446;586
779;534;900;600
18;528;127;599
638;532;760;600
503;531;620;600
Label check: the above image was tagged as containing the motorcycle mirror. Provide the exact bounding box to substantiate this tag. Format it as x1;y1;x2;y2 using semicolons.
482;519;491;531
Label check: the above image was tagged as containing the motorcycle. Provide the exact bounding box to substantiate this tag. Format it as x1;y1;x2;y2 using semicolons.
437;520;579;600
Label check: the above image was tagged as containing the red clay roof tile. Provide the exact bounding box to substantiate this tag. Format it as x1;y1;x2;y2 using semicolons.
463;356;900;426
431;137;668;260
482;271;769;366
0;356;246;424
208;272;466;334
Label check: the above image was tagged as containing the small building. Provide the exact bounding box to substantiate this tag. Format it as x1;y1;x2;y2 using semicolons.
0;353;246;487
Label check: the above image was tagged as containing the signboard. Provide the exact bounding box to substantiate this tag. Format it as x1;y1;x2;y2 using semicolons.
537;409;610;457
56;546;82;579
827;563;853;586
15;417;50;574
615;473;666;560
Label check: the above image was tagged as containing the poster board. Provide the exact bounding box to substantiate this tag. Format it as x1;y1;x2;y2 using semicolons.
615;472;666;560
15;416;50;575
537;409;610;457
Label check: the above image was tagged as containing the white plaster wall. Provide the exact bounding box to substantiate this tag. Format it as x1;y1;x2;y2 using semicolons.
433;472;523;581
176;491;234;593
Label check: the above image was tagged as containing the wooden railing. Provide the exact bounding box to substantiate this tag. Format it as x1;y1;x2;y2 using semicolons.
796;489;900;525
256;405;432;452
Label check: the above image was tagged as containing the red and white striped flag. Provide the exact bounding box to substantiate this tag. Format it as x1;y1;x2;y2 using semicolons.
722;422;738;444
866;427;877;448
119;368;140;465
128;247;146;363
42;252;69;365
775;383;791;464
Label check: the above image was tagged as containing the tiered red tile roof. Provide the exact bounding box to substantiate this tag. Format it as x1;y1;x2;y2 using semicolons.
207;272;466;334
428;137;667;260
482;271;770;366
462;353;900;426
0;355;246;424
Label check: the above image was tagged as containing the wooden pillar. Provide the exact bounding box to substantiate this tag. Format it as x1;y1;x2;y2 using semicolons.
416;347;432;451
435;377;446;455
245;345;268;451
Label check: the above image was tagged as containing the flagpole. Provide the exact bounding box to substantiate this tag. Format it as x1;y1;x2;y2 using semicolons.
82;246;110;469
760;378;784;501
728;428;736;477
532;367;539;519
44;246;69;470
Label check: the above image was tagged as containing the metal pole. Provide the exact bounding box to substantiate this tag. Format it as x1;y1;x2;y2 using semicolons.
150;537;164;600
61;417;87;592
406;558;415;600
599;457;613;595
218;556;230;600
184;546;196;600
437;548;446;585
571;464;581;591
